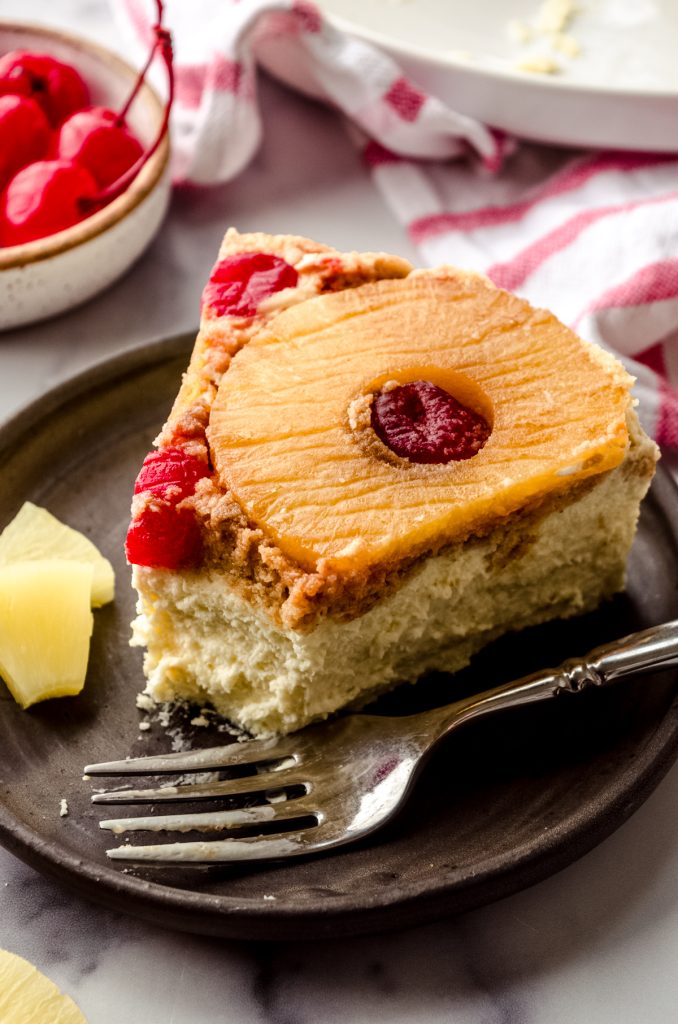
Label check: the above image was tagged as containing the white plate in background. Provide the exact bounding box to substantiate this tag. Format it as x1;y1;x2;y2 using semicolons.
319;0;678;151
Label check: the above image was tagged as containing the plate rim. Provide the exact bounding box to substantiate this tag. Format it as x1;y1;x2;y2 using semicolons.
326;10;678;100
1;334;678;941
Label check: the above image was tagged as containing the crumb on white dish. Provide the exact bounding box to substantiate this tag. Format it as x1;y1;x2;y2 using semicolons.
515;55;562;74
535;0;579;34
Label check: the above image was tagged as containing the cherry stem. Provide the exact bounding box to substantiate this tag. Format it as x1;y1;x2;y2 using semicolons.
79;0;174;211
116;0;164;126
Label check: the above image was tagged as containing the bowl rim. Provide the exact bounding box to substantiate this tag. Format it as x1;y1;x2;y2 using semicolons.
0;20;170;271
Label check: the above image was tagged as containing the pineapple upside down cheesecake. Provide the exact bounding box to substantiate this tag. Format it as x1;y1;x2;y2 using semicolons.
126;229;658;737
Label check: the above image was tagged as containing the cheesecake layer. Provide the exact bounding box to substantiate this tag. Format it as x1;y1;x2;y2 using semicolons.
131;412;656;736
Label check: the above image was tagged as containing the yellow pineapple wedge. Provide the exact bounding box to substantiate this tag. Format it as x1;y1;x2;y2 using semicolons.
0;502;114;607
0;949;87;1023
209;271;632;571
0;560;93;708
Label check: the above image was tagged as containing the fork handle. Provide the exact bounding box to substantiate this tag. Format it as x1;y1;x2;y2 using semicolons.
581;619;678;683
424;619;678;739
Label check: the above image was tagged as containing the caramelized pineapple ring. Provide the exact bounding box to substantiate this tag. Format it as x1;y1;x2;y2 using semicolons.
208;271;633;571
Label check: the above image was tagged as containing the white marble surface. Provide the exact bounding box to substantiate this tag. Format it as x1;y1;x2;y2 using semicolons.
2;2;678;1022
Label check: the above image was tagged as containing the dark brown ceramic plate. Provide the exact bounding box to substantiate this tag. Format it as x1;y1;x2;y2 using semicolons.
1;334;678;941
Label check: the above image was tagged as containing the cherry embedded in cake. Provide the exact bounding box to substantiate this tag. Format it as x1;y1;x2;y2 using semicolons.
126;229;658;737
126;447;211;570
201;252;300;318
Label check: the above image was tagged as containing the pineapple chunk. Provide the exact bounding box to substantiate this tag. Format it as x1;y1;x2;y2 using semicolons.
0;502;114;607
0;949;87;1023
0;560;93;708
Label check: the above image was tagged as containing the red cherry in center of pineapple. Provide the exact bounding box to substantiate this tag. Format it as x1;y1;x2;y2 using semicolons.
55;106;144;189
371;380;491;464
0;51;88;126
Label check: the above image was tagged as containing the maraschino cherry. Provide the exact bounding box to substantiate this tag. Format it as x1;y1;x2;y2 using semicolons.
202;253;300;318
126;447;211;569
371;380;491;464
133;447;211;500
0;51;88;126
55;105;144;189
125;504;204;570
0;0;173;247
0;159;98;246
0;94;50;191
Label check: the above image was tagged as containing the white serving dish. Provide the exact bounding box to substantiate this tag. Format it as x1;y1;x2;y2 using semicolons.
319;0;678;152
0;21;171;331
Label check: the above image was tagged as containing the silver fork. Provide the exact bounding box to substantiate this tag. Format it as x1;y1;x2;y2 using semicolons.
86;621;678;865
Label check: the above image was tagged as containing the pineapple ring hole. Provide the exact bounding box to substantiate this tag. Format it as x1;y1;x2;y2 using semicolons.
349;366;494;466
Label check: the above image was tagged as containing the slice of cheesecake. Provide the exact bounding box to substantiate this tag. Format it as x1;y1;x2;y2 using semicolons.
126;230;657;737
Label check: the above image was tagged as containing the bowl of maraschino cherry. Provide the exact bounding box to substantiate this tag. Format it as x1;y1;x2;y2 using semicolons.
0;2;173;330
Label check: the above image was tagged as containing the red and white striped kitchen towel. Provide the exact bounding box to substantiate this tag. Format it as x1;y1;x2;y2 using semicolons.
116;0;678;445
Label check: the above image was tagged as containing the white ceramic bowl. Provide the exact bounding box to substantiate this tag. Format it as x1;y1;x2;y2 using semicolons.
0;22;171;331
318;0;678;152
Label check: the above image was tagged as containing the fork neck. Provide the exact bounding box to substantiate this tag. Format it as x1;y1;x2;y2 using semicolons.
408;619;678;748
410;669;565;747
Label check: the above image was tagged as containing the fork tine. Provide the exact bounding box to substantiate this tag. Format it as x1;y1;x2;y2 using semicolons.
91;773;309;805
84;735;299;776
105;828;332;863
99;800;316;835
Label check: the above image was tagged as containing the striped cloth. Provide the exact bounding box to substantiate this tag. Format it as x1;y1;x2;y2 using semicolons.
116;0;678;444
